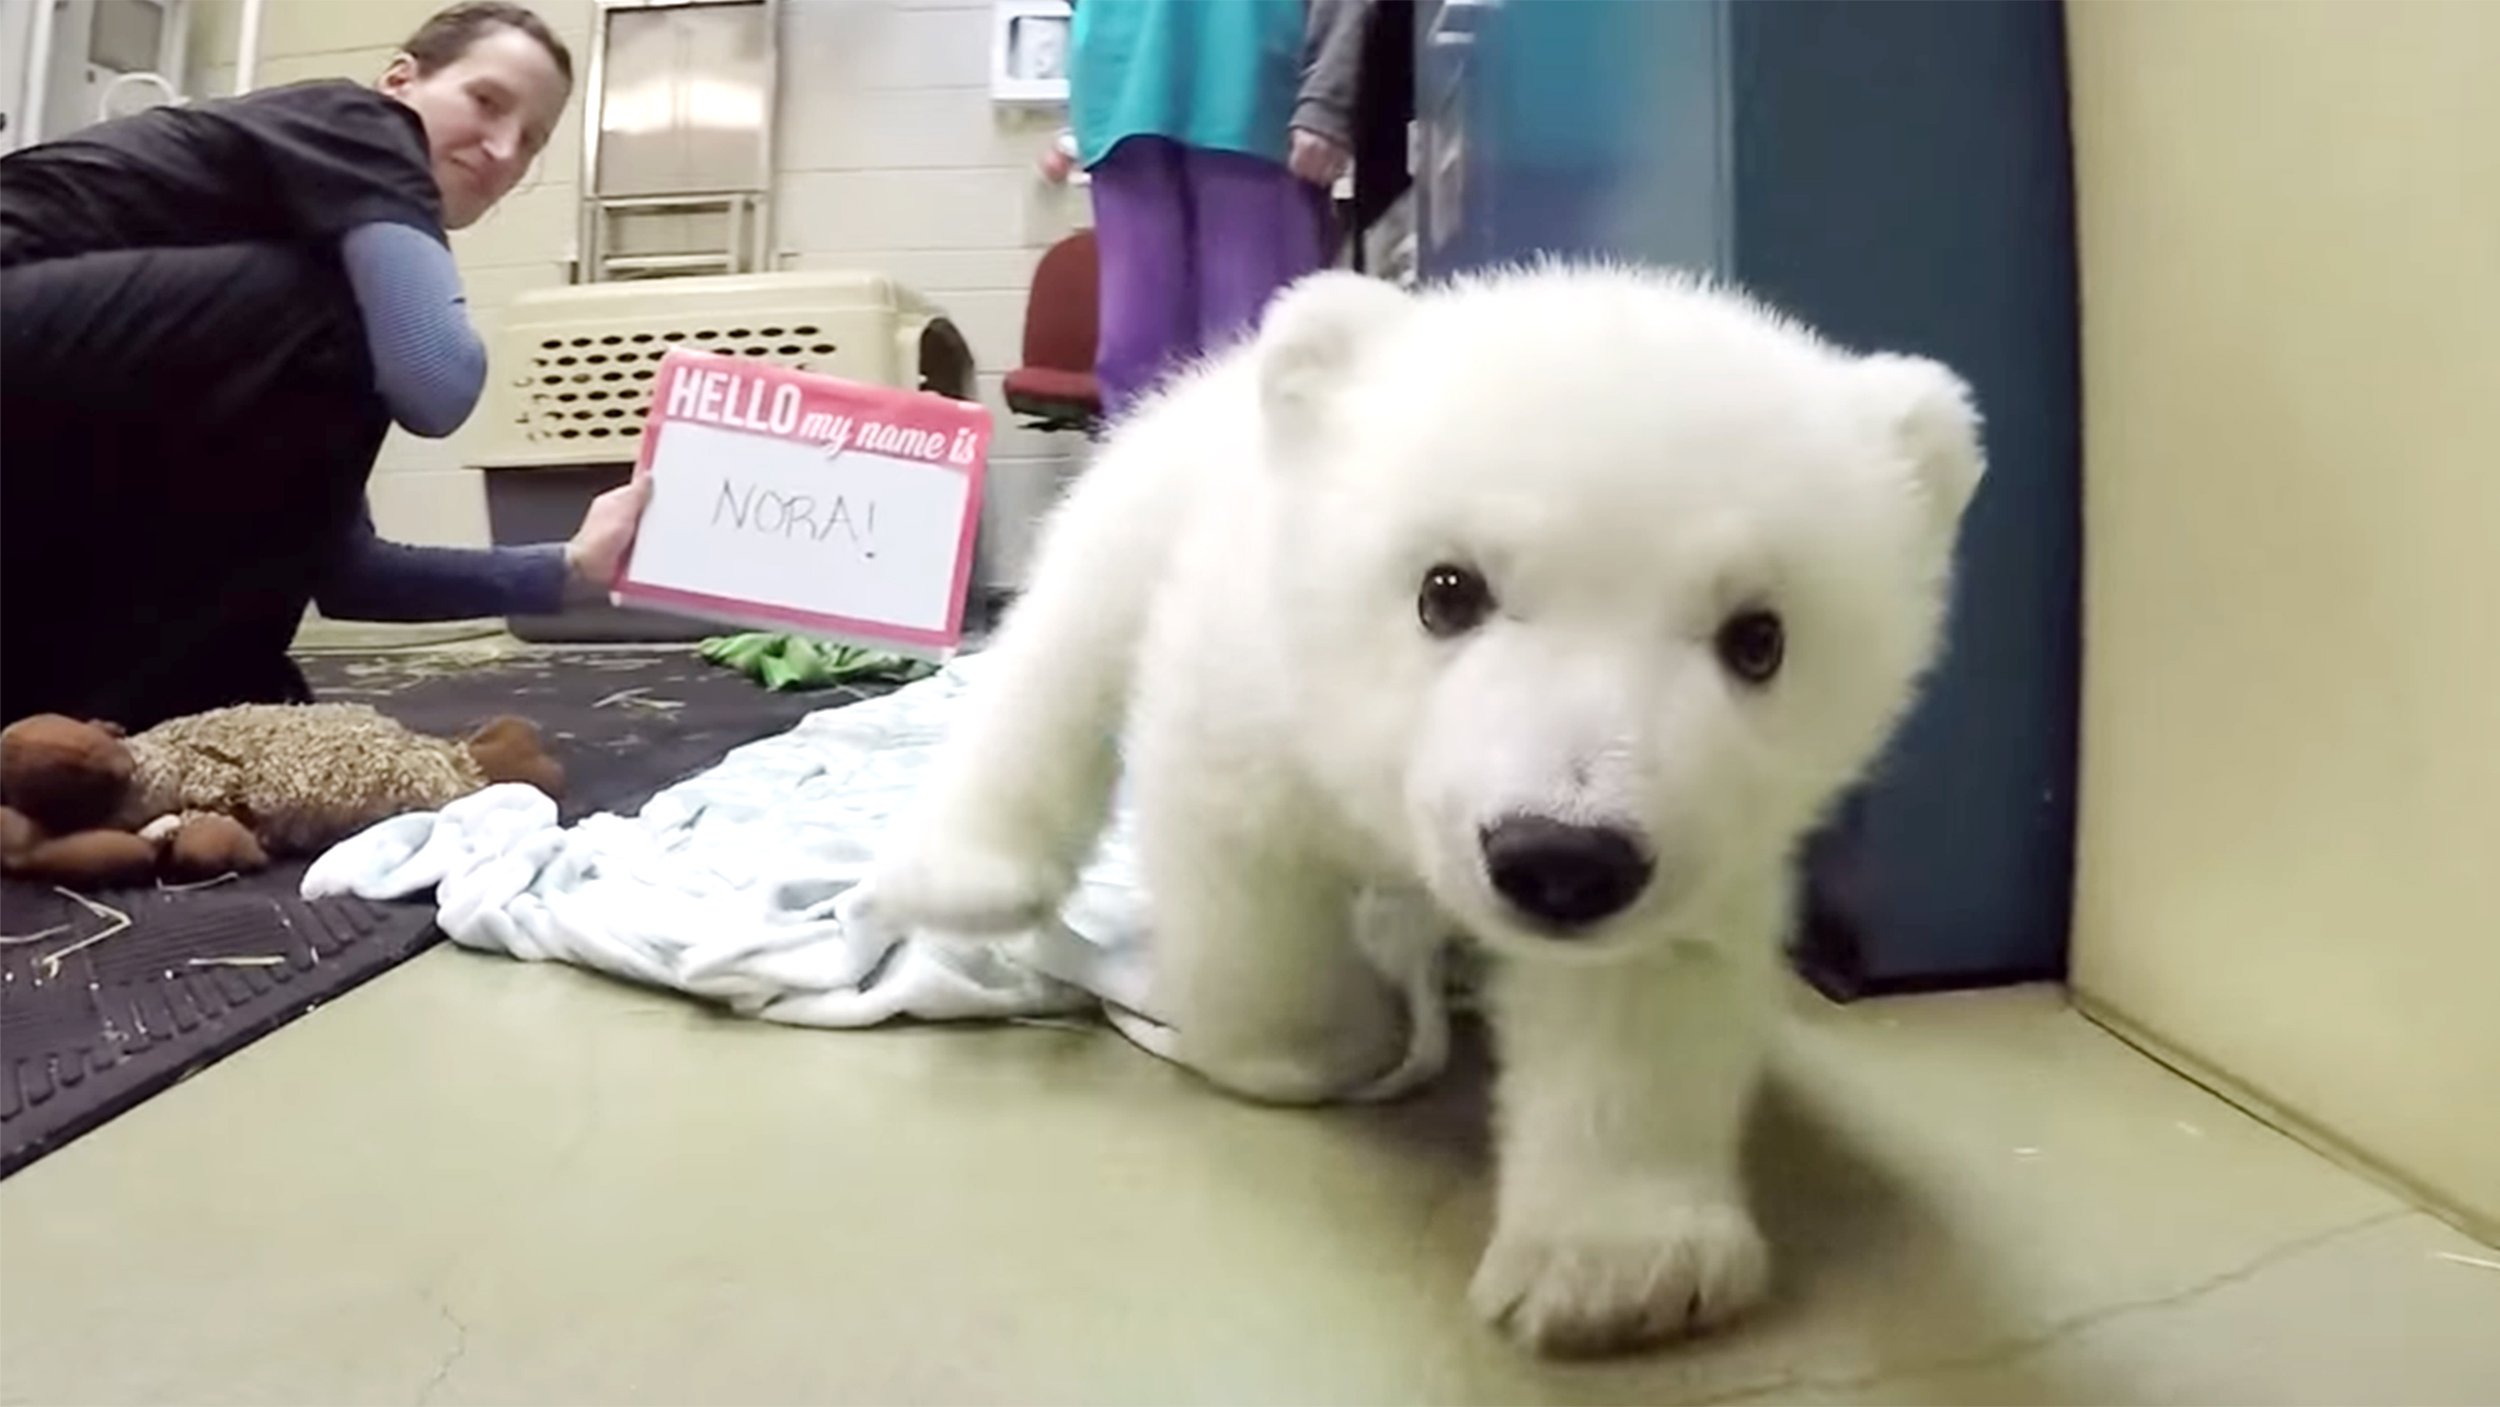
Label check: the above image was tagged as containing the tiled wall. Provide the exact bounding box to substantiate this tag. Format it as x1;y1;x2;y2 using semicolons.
180;0;1090;637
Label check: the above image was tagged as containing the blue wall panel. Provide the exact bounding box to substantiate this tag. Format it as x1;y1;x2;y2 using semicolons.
1415;0;2081;991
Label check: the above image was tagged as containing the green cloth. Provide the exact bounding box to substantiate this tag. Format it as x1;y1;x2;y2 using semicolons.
698;633;936;692
1069;0;1307;167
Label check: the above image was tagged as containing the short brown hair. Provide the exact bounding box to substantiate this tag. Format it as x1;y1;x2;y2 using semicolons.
400;2;573;87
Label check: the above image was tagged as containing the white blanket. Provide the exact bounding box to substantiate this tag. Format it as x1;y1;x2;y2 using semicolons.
301;656;1452;1100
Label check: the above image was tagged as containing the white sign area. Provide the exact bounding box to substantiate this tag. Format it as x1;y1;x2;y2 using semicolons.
624;420;973;636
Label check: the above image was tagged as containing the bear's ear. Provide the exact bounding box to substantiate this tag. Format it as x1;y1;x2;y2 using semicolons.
1857;353;1987;544
1257;272;1412;455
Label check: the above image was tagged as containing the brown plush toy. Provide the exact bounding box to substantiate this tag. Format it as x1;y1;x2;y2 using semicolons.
0;703;565;888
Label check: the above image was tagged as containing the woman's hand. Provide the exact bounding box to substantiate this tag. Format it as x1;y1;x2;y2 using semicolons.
1288;127;1351;189
1039;130;1079;185
564;480;650;587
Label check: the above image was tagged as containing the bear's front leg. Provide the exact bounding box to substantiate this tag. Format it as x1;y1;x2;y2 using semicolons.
1471;937;1778;1357
867;673;1120;935
1145;796;1408;1107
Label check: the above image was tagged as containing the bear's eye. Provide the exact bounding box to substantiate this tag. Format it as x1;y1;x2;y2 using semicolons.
1417;563;1494;638
1715;608;1785;685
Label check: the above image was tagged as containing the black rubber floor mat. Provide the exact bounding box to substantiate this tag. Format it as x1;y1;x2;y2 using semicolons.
0;645;890;1178
0;870;436;1175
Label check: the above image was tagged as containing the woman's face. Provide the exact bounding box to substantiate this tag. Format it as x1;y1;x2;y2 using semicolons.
379;26;570;230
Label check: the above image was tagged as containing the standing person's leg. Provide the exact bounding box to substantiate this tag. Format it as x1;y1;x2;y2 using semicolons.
1183;145;1338;356
1;243;391;730
1086;136;1200;420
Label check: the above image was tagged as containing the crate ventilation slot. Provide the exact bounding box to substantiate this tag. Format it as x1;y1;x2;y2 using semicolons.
518;324;843;443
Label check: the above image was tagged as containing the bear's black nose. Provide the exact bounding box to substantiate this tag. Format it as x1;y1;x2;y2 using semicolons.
1480;817;1654;932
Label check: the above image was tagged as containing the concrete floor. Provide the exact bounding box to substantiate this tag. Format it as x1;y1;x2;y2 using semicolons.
2;955;2495;1405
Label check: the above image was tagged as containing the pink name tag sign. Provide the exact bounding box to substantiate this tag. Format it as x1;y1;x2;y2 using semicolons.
611;347;993;658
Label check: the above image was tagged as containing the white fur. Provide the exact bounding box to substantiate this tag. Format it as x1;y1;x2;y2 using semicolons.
867;263;1983;1356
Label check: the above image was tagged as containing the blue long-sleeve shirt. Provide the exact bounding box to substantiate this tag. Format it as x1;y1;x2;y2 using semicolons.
340;221;485;438
318;223;569;621
315;503;570;622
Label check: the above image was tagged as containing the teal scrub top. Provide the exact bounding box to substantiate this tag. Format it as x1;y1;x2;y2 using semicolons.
1068;0;1307;168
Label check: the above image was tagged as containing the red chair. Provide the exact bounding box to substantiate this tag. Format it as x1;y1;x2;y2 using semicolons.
1002;229;1104;434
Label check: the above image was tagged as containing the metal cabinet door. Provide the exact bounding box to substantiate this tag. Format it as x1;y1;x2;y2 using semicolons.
1415;0;1727;278
1727;0;2081;993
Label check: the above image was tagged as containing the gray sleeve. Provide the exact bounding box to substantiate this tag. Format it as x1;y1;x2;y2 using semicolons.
1293;0;1371;147
316;500;572;623
338;220;488;439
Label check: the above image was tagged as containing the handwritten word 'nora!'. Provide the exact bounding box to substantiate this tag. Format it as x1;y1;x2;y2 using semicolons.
713;481;877;558
665;367;980;465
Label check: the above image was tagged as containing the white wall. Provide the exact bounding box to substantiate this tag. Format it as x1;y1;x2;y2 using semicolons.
181;0;1090;636
2065;0;2500;1242
1;0;33;153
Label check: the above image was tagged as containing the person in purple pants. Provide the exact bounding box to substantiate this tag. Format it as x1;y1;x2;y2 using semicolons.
1041;0;1369;420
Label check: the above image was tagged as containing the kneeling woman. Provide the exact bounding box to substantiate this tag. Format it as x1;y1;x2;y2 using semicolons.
1;1;642;730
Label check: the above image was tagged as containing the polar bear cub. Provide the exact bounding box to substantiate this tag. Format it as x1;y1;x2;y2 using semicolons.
867;264;1984;1357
